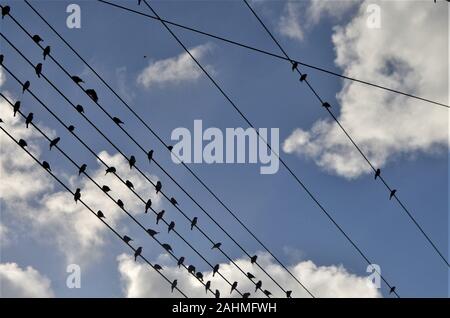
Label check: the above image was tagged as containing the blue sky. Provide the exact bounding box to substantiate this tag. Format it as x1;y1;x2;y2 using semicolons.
0;0;448;298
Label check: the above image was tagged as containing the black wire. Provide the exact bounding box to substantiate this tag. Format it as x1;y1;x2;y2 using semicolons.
242;0;450;269
141;0;401;297
22;0;310;298
0;93;218;298
0;124;189;298
94;0;449;109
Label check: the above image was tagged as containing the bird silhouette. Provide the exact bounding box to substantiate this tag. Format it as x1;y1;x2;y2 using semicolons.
177;257;185;268
263;290;271;297
42;161;51;171
156;210;164;224
138;0;142;5
22;81;30;93
0;118;3;124
1;6;10;19
196;272;204;281
250;255;257;264
112;117;124;125
255;280;262;292
247;272;255;280
117;199;124;209
147;149;154;163
97;210;105;218
71;75;83;84
74;188;81;203
167;145;173;151
154;264;162;271
85;89;98;102
105;166;116;175
32;34;43;44
187;265;195;274
212;264;219;277
101;185;111;193
35;63;42;78
125;180;134;190
145;199;152;213
25;112;33;128
123;235;132;243
286;290;292;298
146;228;159;237
162;243;172;253
171;279;177;293
128;155;136;169
205;281;211;294
389;286;396;294
78;164;87;176
168;221;175;233
212;242;221;250
375;168;381;180
13;101;20;117
18;139;27;148
291;61;298;71
49;137;60;150
134;246;142;261
43;46;50;60
215;290;220;299
155;181;162;194
68;125;75;132
230;281;238;294
389;189;397;200
300;74;307;82
0;54;3;65
75;104;84;114
170;197;178;206
242;292;250;299
190;217;197;230
322;102;331;108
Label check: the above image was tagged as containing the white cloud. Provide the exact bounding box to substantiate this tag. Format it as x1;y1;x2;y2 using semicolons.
117;252;381;298
0;223;10;247
0;68;5;87
0;262;54;297
137;44;215;88
278;2;304;42
283;1;448;178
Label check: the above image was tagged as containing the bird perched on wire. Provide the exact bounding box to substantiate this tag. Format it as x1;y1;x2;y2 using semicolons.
71;75;83;84
155;181;162;194
168;221;175;233
125;180;134;190
255;280;262;292
171;279;177;293
247;272;255;280
211;242;221;250
78;164;87;176
32;34;43;44
162;243;172;253
205;281;211;294
230;281;238;294
322;102;331;109
85;89;98;102
13;101;20;117
105;166;116;175
187;265;195;274
18;139;27;148
146;228;158;237
128;155;136;169
147;149;154;163
134;246;142;261
300;74;307;82
196;272;204;281
145;199;152;213
212;264;219;277
190;217;197;230
97;210;105;219
101;185;111;193
177;257;185;268
49;137;60;150
0;54;3;65
22;81;30;94
75;104;84;114
286;290;292;298
170;197;178;206
154;264;162;271
389;286;396;295
389;190;397;200
250;255;257;264
138;0;142;6
242;292;250;299
112;117;124;125
117;199;124;209
155;210;165;224
74;188;81;203
42;161;51;171
43;46;51;60
35;63;42;78
123;235;132;243
25;112;33;128
1;6;10;19
375;168;381;180
291;61;298;71
215;290;220;299
263;290;271;297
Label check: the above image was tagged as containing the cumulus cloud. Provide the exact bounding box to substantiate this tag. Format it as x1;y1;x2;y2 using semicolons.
0;262;54;297
117;252;381;298
283;1;448;178
137;43;215;88
278;2;304;42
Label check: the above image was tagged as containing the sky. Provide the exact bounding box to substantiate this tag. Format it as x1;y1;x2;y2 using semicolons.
0;0;448;298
